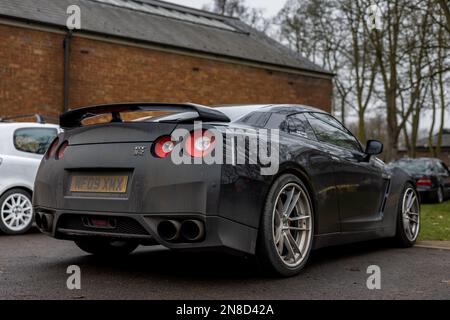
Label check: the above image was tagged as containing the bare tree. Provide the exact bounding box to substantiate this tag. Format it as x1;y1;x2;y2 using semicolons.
276;0;380;139
400;2;449;157
428;72;438;156
203;0;270;32
437;0;450;33
203;0;449;160
275;0;353;125
435;16;450;155
399;0;433;157
342;0;378;142
365;0;409;160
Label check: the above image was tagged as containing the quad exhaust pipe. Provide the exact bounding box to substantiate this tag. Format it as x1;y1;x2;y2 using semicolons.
35;212;42;228
157;219;204;242
157;220;181;242
35;212;54;232
180;220;205;242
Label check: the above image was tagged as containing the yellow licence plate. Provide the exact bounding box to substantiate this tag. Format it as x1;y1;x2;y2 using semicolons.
70;175;129;193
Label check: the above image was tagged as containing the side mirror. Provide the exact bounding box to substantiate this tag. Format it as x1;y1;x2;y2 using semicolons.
365;140;383;156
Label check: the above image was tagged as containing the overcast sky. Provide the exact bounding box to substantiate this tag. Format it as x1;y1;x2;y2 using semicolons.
164;0;286;17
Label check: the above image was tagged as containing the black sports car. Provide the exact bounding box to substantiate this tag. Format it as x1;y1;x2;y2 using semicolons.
34;103;419;276
389;158;450;203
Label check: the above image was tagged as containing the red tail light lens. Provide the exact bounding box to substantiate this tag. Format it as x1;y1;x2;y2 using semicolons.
185;130;216;158
416;177;432;187
153;136;176;158
46;138;59;159
56;141;69;159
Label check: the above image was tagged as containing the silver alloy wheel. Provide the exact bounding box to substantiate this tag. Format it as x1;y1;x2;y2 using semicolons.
437;187;443;203
402;188;420;242
272;183;312;267
1;193;33;232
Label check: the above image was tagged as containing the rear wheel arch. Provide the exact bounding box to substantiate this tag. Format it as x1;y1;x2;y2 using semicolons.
270;164;317;221
394;182;420;247
1;186;33;199
256;169;315;276
259;163;317;235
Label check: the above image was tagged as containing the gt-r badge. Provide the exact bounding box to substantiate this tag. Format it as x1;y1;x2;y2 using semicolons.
134;146;146;156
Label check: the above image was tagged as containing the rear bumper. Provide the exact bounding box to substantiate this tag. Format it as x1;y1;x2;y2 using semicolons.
34;207;258;254
416;188;438;199
33;139;269;255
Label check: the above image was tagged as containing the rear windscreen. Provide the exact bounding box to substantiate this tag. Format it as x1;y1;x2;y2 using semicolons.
14;128;58;154
80;110;194;125
393;160;435;174
215;105;266;121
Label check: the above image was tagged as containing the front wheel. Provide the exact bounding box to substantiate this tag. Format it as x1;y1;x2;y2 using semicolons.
256;174;314;277
75;239;138;256
395;184;420;247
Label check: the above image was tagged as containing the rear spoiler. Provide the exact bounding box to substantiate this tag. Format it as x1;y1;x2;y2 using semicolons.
59;102;230;129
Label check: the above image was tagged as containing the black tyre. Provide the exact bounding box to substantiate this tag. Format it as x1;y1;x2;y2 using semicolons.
256;174;314;277
395;183;420;247
75;239;138;256
0;188;34;235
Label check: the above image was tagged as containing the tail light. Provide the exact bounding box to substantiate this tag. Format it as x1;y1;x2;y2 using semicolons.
56;141;69;159
46;138;59;159
153;136;176;158
416;177;432;187
185;130;216;158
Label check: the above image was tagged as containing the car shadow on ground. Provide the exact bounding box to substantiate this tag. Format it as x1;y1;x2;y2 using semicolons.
0;226;41;237
54;238;397;280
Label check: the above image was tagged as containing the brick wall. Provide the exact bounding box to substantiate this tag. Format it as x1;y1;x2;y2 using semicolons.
0;24;332;120
0;25;64;119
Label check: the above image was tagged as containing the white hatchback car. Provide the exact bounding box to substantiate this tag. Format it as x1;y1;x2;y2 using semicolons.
0;122;59;234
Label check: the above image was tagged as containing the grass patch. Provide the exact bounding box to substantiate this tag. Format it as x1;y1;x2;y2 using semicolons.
418;200;450;241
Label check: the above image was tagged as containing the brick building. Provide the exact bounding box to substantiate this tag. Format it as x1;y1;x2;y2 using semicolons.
0;0;333;121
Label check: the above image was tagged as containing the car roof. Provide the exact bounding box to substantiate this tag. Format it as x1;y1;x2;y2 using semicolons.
0;122;60;129
214;104;328;121
394;157;440;163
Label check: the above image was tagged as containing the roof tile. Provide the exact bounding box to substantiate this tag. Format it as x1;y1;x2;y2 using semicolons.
0;0;332;75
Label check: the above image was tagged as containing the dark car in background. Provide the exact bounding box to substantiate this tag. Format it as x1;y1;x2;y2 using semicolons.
389;158;450;203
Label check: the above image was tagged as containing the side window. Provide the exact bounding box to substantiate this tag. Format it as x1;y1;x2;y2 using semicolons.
285;113;316;140
304;113;362;152
311;112;347;131
14;128;58;155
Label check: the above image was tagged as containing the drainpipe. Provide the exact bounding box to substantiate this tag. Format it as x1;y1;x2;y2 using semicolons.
63;31;73;112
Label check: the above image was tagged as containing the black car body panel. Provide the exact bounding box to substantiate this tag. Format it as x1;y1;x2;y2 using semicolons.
34;103;414;254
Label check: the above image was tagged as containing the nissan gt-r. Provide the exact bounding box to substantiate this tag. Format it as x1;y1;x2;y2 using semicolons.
33;103;419;276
